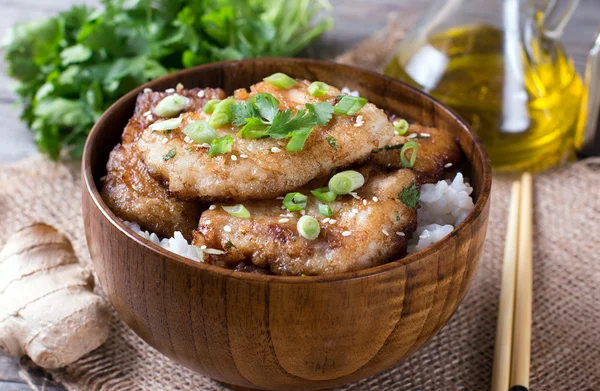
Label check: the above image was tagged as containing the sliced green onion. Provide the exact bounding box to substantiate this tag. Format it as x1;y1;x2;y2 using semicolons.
328;170;365;195
310;187;337;203
183;121;219;144
286;127;313;152
208;135;233;157
318;203;333;217
308;81;330;97
154;94;190;117
400;141;419;168
163;148;176;161
283;192;307;212
150;117;182;132
222;204;250;218
263;73;297;89
297;215;320;240
209;98;235;127
203;99;221;114
334;96;368;116
393;119;409;135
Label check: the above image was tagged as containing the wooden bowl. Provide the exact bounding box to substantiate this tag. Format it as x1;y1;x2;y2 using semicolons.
82;58;492;390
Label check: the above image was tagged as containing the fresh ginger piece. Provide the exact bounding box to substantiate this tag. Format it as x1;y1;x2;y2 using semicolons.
0;223;110;369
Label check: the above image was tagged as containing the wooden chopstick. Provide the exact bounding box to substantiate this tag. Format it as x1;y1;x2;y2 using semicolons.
491;180;521;391
510;172;533;391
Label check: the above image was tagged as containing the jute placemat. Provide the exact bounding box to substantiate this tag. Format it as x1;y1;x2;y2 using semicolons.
2;16;599;390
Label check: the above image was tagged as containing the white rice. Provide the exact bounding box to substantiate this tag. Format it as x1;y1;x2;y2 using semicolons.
123;221;205;262
408;172;474;254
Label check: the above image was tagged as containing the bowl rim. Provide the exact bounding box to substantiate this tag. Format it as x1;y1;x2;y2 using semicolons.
82;57;492;284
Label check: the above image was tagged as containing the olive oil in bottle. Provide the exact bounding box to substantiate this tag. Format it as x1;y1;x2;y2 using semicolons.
385;24;583;172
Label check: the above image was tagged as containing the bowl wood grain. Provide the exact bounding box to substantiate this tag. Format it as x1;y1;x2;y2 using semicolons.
82;58;492;390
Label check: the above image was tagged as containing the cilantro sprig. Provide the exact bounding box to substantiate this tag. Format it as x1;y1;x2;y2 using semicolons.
399;183;420;208
233;92;334;151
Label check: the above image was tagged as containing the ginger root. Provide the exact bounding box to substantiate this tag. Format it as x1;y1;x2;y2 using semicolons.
0;223;110;369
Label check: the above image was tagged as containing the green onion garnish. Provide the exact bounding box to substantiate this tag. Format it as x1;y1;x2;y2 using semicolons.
297;215;320;240
286;127;313;151
310;187;336;203
307;81;330;97
283;192;307;211
393;119;409;135
154;94;190;118
163;148;176;161
400;141;419;168
318;203;333;217
334;96;367;116
328;170;365;195
150;117;182;132
203;99;221;114
208;135;233;157
222;204;251;218
263;72;297;89
209;98;236;128
183;121;219;144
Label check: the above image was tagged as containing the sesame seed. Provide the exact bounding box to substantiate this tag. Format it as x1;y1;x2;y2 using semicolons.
300;210;306;215
143;110;152;116
408;133;418;139
197;90;205;98
349;192;360;199
396;232;405;236
286;213;294;217
205;220;211;225
382;229;389;236
224;225;232;232
354;115;364;127
421;133;431;137
209;205;217;210
342;231;352;237
146;115;154;121
201;143;211;148
165;88;175;94
281;205;287;209
240;154;249;158
184;136;193;144
372;197;379;202
322;218;330;223
328;219;337;224
161;138;169;144
444;162;453;168
276;196;285;200
363;199;367;205
295;105;304;110
200;245;207;249
279;218;290;223
351;208;359;214
271;147;281;153
143;88;153;93
231;155;238;161
176;83;184;92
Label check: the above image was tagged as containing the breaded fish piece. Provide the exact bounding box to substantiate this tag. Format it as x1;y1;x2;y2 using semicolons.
137;80;396;201
101;88;226;240
192;168;417;275
371;123;463;183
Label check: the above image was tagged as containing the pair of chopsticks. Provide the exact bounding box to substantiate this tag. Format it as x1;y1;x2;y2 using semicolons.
491;173;533;391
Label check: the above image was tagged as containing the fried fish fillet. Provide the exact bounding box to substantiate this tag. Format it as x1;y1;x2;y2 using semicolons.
192;168;417;275
371;123;463;183
136;80;396;201
101;88;226;240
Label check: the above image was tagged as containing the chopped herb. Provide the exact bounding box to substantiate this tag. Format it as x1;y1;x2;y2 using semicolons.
400;141;419;168
306;102;334;126
163;148;177;161
252;93;280;122
318;203;333;217
208;135;233;157
399;183;420;208
326;136;338;149
185;147;193;152
283;192;307;211
330;167;337;176
286;127;314;152
372;143;404;154
396;212;401;222
311;187;336;203
268;108;317;139
225;240;237;249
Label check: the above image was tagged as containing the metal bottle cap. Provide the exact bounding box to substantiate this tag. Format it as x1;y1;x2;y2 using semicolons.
576;30;600;157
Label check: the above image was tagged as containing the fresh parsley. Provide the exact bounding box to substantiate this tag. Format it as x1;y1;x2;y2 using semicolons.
2;0;333;159
163;148;177;161
399;183;420;208
225;240;236;249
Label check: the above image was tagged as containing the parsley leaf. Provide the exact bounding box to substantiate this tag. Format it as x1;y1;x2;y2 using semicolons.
306;102;334;126
399;183;420;208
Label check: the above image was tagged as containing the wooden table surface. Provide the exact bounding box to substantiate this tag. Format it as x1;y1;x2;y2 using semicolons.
0;0;598;390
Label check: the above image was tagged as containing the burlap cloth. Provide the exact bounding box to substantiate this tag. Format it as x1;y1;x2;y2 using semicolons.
2;16;600;391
